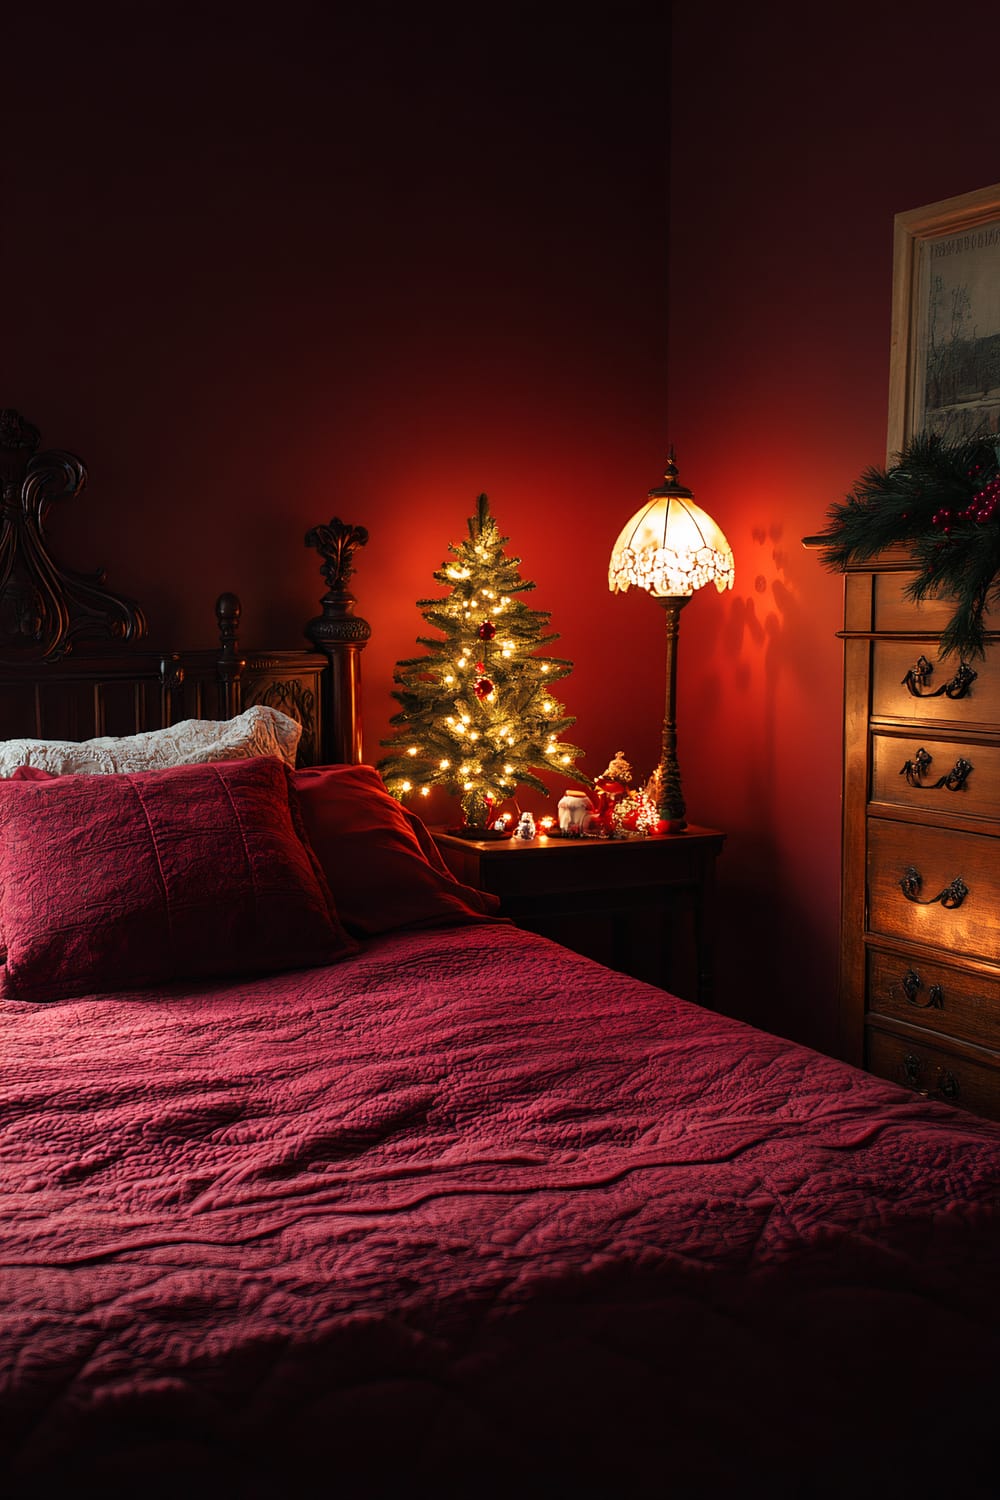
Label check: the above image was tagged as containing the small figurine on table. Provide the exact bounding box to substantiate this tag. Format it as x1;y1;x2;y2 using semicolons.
594;750;633;832
514;811;536;841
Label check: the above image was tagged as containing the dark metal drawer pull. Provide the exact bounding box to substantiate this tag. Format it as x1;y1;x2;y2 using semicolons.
902;1052;923;1088
901;968;945;1009
899;748;974;791
900;1053;961;1101
899;867;969;908
901;654;977;699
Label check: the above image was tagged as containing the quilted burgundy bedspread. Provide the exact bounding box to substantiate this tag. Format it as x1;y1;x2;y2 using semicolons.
2;924;999;1497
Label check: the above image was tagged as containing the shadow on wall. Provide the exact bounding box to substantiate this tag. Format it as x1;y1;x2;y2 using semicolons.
691;517;831;814
727;521;824;682
682;517;842;1055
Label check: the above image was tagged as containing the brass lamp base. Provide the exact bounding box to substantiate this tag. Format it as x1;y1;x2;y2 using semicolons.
656;595;689;832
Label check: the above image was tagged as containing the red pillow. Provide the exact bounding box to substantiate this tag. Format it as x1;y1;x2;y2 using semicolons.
0;758;357;1002
292;763;501;936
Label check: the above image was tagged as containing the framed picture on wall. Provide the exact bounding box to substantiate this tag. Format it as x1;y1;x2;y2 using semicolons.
888;180;1000;456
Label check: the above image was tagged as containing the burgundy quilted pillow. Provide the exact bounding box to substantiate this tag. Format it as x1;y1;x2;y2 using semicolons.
292;763;501;936
0;757;357;1002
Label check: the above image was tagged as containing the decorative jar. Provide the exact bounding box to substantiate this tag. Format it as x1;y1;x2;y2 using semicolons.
557;790;594;834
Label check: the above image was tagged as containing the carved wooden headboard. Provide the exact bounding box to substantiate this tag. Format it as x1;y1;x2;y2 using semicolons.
0;409;371;763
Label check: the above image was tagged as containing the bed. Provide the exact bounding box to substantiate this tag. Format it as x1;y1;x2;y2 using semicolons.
2;412;1000;1498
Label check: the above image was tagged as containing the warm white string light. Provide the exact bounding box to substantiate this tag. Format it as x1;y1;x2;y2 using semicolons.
379;493;587;826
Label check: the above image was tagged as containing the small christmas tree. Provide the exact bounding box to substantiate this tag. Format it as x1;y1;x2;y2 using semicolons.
379;493;588;828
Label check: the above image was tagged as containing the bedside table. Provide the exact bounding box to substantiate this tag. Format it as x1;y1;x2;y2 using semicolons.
432;826;725;1006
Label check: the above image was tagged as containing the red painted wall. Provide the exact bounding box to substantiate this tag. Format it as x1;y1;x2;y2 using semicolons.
12;5;999;1056
668;0;1000;1050
8;6;671;815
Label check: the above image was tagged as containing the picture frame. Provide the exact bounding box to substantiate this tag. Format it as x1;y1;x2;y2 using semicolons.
887;180;1000;457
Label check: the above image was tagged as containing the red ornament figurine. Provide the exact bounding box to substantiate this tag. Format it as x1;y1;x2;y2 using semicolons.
593;750;633;832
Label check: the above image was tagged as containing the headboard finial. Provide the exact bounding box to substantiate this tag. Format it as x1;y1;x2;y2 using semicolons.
305;517;370;595
304;517;372;650
0;409;147;663
304;517;371;763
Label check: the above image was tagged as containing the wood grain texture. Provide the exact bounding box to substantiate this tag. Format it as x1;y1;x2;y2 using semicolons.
837;558;1000;1118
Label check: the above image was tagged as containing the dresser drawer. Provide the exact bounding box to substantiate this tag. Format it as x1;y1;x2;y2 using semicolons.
871;641;1000;727
872;573;955;633
870;732;999;822
867;818;1000;962
867;947;1000;1051
866;1026;1000;1120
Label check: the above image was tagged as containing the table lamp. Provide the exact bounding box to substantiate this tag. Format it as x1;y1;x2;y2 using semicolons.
608;449;734;831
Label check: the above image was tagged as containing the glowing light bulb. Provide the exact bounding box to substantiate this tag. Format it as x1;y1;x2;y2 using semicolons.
440;759;451;770
401;780;412;793
444;675;455;685
455;723;466;735
469;730;480;741
542;701;554;713
407;746;418;757
463;780;474;791
560;754;570;764
541;664;550;673
420;786;430;797
461;715;471;725
501;648;512;659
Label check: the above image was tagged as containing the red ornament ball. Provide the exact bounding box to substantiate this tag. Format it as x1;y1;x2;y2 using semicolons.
477;620;496;641
474;677;494;700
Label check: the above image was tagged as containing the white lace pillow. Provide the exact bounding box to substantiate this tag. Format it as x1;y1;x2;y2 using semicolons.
0;705;302;778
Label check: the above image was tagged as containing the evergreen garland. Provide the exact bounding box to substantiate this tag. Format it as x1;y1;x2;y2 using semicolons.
378;493;588;827
817;432;1000;659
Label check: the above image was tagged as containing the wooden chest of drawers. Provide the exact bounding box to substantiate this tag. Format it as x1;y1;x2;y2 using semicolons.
838;548;1000;1120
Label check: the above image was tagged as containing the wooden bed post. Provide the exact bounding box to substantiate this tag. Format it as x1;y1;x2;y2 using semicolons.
304;519;371;764
159;653;185;727
215;592;245;720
